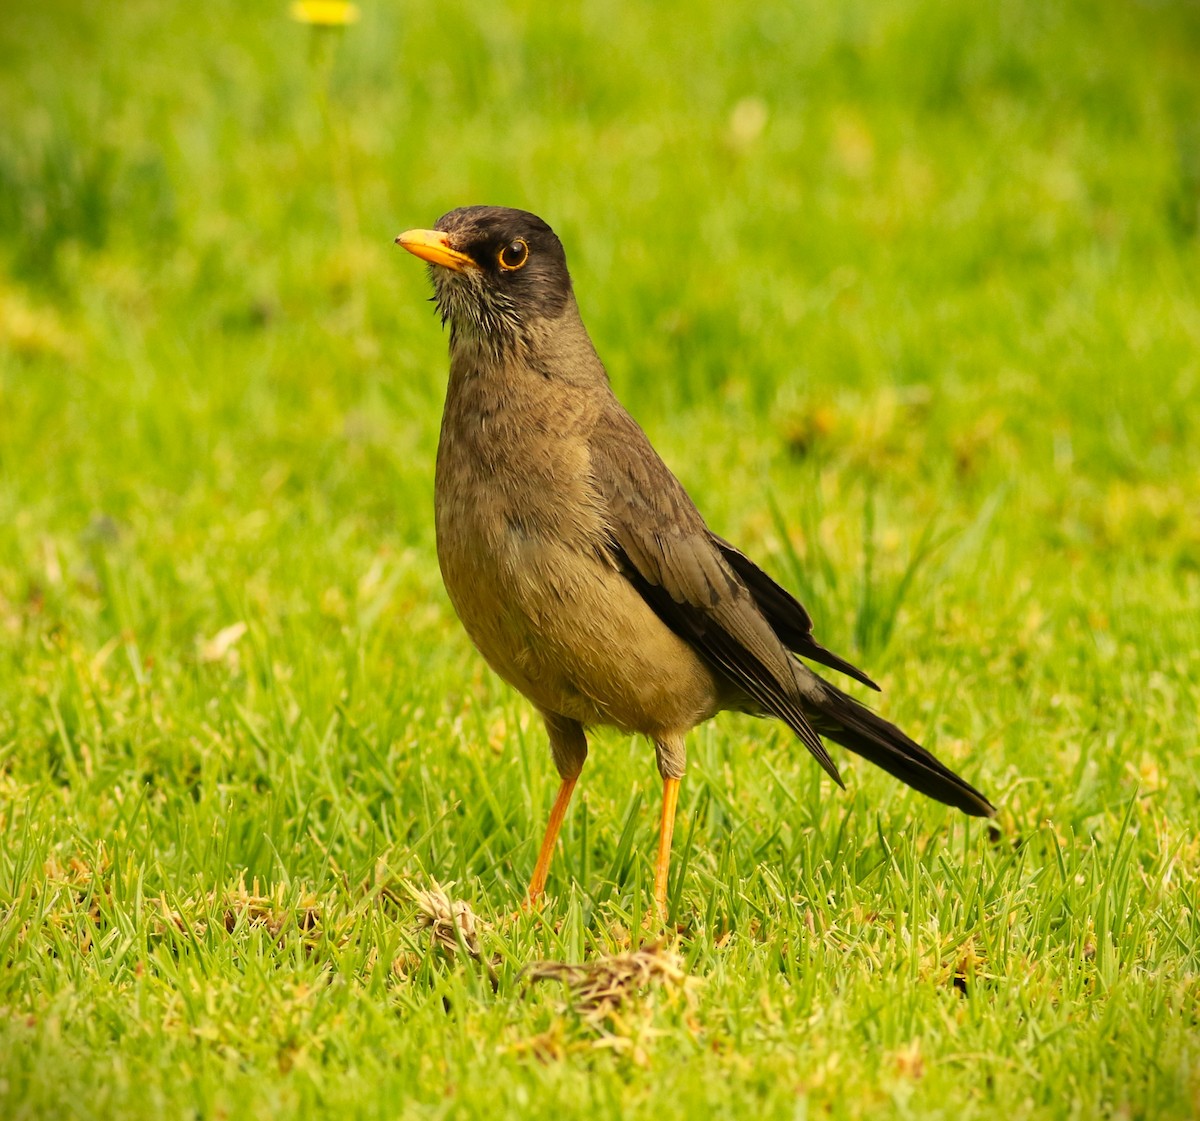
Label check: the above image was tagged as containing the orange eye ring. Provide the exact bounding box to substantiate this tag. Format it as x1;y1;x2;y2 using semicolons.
498;238;529;271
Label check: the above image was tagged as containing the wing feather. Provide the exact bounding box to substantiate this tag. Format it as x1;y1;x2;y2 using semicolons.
590;405;843;784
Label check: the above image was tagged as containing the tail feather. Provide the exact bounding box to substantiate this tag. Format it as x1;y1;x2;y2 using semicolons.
813;682;995;818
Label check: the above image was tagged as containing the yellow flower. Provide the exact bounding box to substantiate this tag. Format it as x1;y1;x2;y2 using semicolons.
289;1;360;26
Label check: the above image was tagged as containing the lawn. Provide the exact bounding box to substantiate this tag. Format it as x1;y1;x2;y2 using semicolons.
1;0;1198;1117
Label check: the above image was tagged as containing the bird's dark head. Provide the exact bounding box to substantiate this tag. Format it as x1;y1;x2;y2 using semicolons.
396;206;573;354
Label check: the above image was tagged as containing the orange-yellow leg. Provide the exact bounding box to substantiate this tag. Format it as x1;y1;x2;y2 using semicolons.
653;776;681;922
525;775;578;908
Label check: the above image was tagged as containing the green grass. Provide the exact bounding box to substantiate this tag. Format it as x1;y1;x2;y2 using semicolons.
2;0;1199;1117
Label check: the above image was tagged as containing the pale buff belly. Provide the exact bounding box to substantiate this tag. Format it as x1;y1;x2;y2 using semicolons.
435;515;723;737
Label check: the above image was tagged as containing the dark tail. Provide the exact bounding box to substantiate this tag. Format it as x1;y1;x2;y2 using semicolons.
813;682;996;818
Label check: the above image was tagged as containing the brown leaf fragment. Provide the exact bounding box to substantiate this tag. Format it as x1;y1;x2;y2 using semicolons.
523;942;693;1028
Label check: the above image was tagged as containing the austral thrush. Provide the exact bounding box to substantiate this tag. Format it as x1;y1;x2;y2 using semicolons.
396;206;995;919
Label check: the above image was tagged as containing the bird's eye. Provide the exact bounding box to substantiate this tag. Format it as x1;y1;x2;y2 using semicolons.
498;238;529;271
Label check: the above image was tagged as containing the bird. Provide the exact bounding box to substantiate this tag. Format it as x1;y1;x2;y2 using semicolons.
395;205;995;920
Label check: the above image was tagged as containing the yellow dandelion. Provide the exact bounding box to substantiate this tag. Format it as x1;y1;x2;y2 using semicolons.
289;1;360;26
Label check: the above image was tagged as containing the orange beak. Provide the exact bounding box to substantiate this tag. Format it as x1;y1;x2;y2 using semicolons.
394;228;475;272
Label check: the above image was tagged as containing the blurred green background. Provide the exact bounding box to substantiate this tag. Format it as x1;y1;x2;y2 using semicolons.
1;1;1198;1118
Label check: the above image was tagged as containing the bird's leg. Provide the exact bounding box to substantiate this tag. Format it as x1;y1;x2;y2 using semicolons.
525;714;588;909
526;776;577;906
654;776;681;921
653;735;687;923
